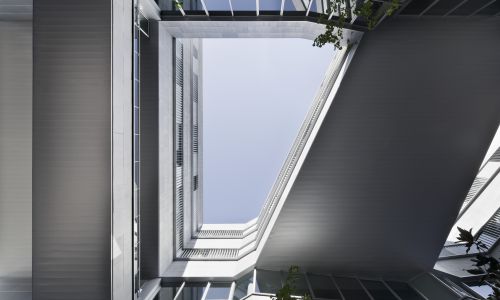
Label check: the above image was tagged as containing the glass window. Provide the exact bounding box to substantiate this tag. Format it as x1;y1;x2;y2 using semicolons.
134;55;139;81
306;0;323;14
231;0;255;11
134;80;140;107
182;0;204;11
259;0;282;11
360;280;397;300
134;136;140;162
307;274;341;299
157;286;178;300
177;283;207;300
333;277;370;300
256;269;282;294
282;0;306;11
134;162;140;190
234;271;254;300
206;283;232;300
134;108;140;133
465;282;494;299
385;281;425;300
281;272;309;296
204;0;232;11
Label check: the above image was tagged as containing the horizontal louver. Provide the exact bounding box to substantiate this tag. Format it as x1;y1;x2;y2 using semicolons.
196;229;244;238
193;124;198;153
478;208;500;249
176;123;183;166
460;177;488;211
193;175;198;191
491;147;500;162
175;40;184;250
179;248;239;260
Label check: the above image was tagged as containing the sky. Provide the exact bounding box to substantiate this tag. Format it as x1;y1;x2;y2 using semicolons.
202;38;336;224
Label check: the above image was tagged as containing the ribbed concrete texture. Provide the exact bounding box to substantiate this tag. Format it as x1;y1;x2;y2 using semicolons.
0;20;32;300
33;0;113;299
257;17;500;280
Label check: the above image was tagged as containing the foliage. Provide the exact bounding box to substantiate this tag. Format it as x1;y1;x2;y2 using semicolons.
456;227;500;300
274;266;312;300
313;0;400;49
173;0;184;10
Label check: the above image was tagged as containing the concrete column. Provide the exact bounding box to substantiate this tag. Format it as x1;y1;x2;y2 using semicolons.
158;22;175;276
112;0;134;299
182;39;194;243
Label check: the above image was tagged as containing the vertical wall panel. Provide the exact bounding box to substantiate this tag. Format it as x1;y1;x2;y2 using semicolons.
257;18;500;279
141;22;160;278
112;0;134;299
0;20;32;300
33;1;112;299
158;23;175;275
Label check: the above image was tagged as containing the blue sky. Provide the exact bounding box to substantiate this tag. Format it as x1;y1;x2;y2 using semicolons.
202;38;336;223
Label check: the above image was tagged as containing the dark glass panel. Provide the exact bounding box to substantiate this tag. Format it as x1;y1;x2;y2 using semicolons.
333;277;370;300
361;280;398;300
206;283;232;300
256;269;282;293
386;281;425;300
308;274;342;299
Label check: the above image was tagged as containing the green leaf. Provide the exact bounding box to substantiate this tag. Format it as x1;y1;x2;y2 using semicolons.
386;0;400;16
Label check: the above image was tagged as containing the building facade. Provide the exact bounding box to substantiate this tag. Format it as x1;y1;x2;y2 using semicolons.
1;0;500;299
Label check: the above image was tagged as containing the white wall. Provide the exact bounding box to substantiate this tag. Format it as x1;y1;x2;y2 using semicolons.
159;22;175;275
112;0;133;298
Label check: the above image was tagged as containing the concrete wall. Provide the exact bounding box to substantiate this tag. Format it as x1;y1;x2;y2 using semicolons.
181;39;194;246
0;20;32;300
112;0;133;299
139;21;177;279
140;21;176;278
158;23;175;276
257;17;500;279
33;0;133;299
